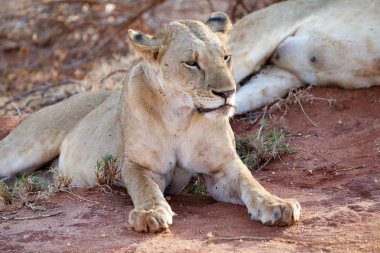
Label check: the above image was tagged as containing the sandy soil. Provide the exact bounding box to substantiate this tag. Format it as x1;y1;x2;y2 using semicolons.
1;87;379;253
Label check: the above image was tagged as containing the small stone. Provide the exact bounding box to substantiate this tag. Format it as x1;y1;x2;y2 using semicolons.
101;233;106;238
67;242;71;247
206;232;213;239
1;40;19;51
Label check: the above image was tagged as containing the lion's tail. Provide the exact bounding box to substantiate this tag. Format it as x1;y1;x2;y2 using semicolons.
0;90;113;178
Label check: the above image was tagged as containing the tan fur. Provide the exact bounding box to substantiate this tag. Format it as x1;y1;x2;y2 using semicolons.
231;0;380;114
0;91;113;176
0;13;300;232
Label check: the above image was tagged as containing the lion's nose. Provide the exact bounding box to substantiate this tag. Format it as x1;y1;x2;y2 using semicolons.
212;89;235;98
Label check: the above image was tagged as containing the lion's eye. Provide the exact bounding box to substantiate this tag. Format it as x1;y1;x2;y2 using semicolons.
224;55;231;62
184;61;199;70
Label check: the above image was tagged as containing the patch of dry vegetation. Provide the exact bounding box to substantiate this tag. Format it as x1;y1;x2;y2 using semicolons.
0;154;122;206
183;175;208;196
50;168;72;192
0;168;74;206
95;154;120;186
235;86;336;170
0;183;12;205
0;173;49;205
236;118;292;171
272;86;336;127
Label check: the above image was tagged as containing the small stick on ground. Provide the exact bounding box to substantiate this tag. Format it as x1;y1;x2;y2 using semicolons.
96;184;113;195
256;157;272;172
206;236;309;245
1;211;63;221
293;94;318;127
25;202;47;212
61;189;100;204
206;236;270;243
336;165;367;172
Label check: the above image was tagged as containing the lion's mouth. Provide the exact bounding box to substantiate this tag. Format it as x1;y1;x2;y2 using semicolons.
195;104;234;113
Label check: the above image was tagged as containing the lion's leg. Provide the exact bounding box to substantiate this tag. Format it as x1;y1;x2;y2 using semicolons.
0;91;113;177
123;162;175;233
204;159;301;226
234;66;302;114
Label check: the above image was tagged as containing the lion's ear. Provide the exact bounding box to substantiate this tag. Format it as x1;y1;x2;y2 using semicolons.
206;12;232;34
128;29;163;60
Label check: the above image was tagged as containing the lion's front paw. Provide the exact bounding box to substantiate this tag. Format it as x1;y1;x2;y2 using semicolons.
129;206;174;233
248;197;301;226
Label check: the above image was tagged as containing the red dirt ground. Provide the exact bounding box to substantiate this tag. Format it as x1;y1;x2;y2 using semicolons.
1;87;379;253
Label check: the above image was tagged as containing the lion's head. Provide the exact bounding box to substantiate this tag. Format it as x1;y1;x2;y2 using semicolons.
128;12;236;117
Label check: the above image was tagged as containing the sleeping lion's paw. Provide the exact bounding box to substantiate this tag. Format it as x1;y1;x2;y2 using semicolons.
248;197;301;226
128;205;175;233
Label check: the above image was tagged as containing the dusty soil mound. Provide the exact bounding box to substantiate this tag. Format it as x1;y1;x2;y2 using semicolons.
1;87;380;252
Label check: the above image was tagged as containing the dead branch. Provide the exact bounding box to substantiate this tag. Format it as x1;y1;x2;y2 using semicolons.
0;79;83;110
229;0;256;21
228;0;286;22
206;0;215;12
293;93;318;127
63;0;166;71
99;69;129;85
44;0;110;5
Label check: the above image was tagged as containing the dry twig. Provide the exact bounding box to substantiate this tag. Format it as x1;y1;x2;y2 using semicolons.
99;69;129;85
293;93;318;127
206;235;269;243
206;235;308;245
1;211;63;221
60;189;100;204
0;79;83;110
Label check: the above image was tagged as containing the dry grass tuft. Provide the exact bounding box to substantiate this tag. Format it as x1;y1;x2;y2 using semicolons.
0;183;13;205
183;175;208;196
95;154;120;186
235;86;335;171
0;173;50;205
236;118;293;171
50;168;72;192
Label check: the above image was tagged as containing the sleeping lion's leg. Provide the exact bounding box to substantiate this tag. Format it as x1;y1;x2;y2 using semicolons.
235;66;302;114
165;166;194;195
123;162;175;233
0;91;113;178
204;159;300;226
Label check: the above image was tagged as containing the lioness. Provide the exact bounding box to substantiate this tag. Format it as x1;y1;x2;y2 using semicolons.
231;0;380;114
0;13;300;232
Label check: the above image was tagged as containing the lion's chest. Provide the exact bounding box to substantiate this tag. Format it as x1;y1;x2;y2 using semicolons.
125;115;236;177
126;140;177;175
176;124;237;174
